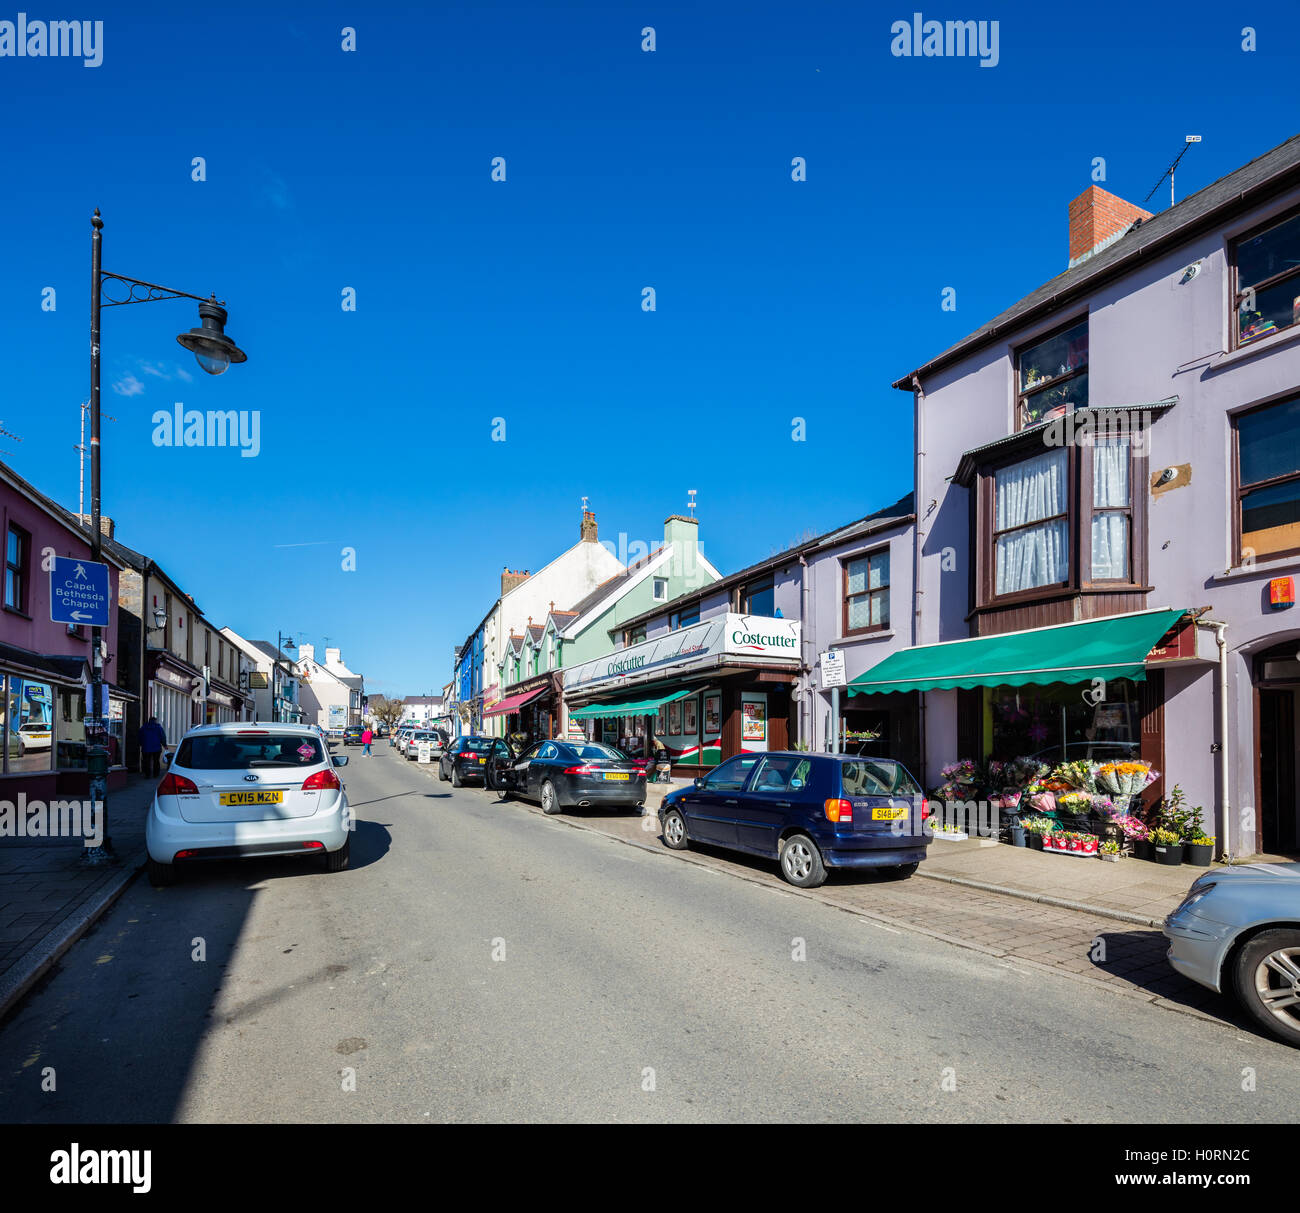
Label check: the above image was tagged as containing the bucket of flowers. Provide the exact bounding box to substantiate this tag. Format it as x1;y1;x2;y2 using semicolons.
1020;816;1052;850
1099;839;1122;863
1055;790;1095;833
1183;827;1215;867
1149;826;1183;866
1112;814;1150;859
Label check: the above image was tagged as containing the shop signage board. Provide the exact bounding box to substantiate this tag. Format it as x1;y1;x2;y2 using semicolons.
50;556;111;626
563;613;801;694
328;704;348;729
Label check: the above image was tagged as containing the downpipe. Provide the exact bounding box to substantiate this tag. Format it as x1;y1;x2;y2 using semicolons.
1196;618;1231;860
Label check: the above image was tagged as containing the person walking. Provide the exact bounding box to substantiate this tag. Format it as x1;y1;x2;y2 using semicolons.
361;725;373;756
139;716;166;778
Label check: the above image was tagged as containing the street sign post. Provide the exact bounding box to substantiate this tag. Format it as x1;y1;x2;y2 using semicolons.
50;556;111;627
821;650;846;753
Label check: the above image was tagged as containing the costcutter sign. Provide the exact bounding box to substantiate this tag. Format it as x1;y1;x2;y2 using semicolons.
563;613;801;693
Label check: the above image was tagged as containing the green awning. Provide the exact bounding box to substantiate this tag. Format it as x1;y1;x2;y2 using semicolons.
847;608;1187;696
569;687;693;719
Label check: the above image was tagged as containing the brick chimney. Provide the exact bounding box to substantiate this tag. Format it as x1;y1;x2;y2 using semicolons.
580;509;597;543
1068;186;1152;266
78;513;115;539
502;567;531;596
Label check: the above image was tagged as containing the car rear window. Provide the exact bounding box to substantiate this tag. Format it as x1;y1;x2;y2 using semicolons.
839;759;921;797
176;733;324;770
458;738;491;753
568;743;627;761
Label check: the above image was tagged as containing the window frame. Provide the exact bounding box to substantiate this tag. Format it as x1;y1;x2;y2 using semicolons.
4;523;30;614
1232;392;1300;565
1014;315;1089;433
1230;202;1300;352
841;545;891;636
739;574;775;616
652;577;668;601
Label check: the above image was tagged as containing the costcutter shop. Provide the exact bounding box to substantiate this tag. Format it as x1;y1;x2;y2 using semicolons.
563;614;802;771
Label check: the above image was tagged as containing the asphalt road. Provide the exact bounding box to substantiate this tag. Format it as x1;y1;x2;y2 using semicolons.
0;744;1295;1123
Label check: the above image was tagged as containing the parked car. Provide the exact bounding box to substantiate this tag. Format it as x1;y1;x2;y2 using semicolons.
16;721;52;754
376;724;388;738
438;735;495;787
487;739;645;814
1164;863;1300;1047
404;729;446;761
659;752;930;889
145;722;352;887
344;725;364;746
392;725;415;749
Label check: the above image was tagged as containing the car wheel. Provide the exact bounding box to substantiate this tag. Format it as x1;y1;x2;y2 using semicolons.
876;862;919;881
452;766;462;788
325;837;351;873
438;762;448;782
662;807;688;850
146;856;176;887
779;832;827;888
541;780;561;815
1233;928;1300;1047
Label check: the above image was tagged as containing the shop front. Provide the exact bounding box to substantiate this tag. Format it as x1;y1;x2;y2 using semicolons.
148;652;201;752
484;672;562;747
563;614;801;773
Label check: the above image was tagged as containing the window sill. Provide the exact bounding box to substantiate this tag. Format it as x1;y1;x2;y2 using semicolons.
3;605;32;621
1213;555;1300;583
1209;322;1300;372
833;629;896;646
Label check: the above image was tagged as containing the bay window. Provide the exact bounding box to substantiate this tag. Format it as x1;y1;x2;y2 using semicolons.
994;449;1069;594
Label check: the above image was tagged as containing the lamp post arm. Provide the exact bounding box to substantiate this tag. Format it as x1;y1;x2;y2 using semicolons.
98;271;222;309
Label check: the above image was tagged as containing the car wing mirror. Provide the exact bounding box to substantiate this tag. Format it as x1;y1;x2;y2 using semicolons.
693;777;703;789
333;754;349;766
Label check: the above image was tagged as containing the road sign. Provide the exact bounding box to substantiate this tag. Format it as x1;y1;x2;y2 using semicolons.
820;650;847;689
50;557;111;627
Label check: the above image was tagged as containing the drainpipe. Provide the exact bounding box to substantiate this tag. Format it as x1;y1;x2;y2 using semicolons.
799;553;811;750
1196;618;1231;860
912;373;927;784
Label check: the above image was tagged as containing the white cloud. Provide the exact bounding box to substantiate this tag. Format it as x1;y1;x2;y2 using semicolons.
112;375;144;397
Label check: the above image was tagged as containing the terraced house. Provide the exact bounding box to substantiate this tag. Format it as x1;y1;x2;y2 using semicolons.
863;132;1300;860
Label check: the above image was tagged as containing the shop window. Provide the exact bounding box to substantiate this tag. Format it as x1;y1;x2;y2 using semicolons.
5;524;29;612
8;677;54;774
987;681;1140;764
843;548;890;634
740;575;775;617
1016;316;1088;430
1235;395;1300;563
1233;207;1300;347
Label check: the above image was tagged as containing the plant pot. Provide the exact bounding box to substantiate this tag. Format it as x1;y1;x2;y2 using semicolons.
1183;842;1214;867
1008;825;1026;847
1027;832;1043;851
1100;851;1120;863
1132;839;1153;862
1153;843;1183;866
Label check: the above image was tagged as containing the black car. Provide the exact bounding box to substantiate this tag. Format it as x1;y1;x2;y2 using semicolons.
487;739;646;815
344;726;364;746
438;735;494;786
660;751;929;888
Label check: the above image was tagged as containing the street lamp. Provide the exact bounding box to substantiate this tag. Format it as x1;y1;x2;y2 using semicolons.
85;208;246;864
272;633;297;723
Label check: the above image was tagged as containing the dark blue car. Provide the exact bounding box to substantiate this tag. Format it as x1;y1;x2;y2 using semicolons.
659;751;930;888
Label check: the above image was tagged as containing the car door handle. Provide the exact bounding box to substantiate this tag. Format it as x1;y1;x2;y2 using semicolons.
723;798;739;805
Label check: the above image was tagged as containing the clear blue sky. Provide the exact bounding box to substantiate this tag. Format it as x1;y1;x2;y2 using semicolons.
3;0;1296;695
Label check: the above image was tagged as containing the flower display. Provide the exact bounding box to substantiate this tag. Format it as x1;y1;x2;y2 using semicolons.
1055;791;1094;814
1149;826;1181;846
1111;814;1148;841
1095;761;1159;797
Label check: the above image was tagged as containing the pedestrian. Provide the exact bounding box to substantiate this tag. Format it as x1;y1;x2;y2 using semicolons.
139;716;166;778
361;725;373;756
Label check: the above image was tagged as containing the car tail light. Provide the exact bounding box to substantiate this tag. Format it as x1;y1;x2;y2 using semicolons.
920;797;930;820
301;841;324;850
158;772;199;796
302;768;342;791
563;765;597;775
824;798;853;824
237;730;269;735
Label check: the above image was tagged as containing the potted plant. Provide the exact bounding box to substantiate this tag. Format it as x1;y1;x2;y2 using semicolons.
1112;813;1150;859
1007;816;1026;847
1100;839;1121;863
1150;826;1183;866
1183;830;1215;867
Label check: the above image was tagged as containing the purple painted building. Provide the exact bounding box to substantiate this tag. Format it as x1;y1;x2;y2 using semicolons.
871;133;1300;859
0;461;127;799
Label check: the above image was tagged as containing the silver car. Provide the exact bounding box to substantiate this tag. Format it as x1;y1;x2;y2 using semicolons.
1164;863;1300;1047
404;730;445;761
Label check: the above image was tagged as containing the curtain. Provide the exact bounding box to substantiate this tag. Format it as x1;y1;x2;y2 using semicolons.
1091;438;1130;579
995;449;1069;593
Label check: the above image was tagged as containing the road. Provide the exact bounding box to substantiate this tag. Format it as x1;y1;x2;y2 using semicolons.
0;744;1295;1123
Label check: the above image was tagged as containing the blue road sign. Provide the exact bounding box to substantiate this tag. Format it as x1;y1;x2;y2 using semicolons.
50;556;111;627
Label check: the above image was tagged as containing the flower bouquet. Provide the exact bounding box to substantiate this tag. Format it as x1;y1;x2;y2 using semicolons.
1095;760;1159;798
1055;759;1100;793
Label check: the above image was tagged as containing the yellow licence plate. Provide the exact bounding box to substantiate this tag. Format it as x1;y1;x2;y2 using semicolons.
477;758;485;764
604;773;630;781
872;806;908;821
220;790;284;806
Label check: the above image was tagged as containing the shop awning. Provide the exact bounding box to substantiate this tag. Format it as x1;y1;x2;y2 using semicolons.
848;608;1187;695
569;687;694;720
483;686;547;718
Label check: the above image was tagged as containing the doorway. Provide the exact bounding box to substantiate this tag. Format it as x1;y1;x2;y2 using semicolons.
1254;640;1300;856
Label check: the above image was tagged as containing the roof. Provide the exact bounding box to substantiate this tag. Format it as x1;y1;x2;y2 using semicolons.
0;460;128;572
525;625;545;645
337;675;364;690
893;133;1300;390
250;639;296;665
403;695;443;705
612;493;916;634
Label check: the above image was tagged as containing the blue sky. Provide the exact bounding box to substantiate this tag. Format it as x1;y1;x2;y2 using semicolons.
3;0;1298;695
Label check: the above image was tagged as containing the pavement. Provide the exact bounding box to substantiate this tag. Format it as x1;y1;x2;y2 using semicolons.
0;774;155;1021
2;747;1297;1123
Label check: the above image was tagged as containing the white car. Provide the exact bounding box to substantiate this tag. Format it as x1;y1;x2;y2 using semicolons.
145;722;352;886
16;722;52;754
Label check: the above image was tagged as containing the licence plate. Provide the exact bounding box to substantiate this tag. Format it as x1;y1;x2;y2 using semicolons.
871;805;908;821
604;773;630;781
477;758;485;764
220;790;284;806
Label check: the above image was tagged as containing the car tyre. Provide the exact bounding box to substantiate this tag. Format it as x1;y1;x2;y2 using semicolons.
541;780;561;815
876;862;919;881
452;765;462;788
1232;928;1300;1047
325;837;351;873
779;832;827;888
146;856;176;887
662;807;688;850
438;762;448;782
